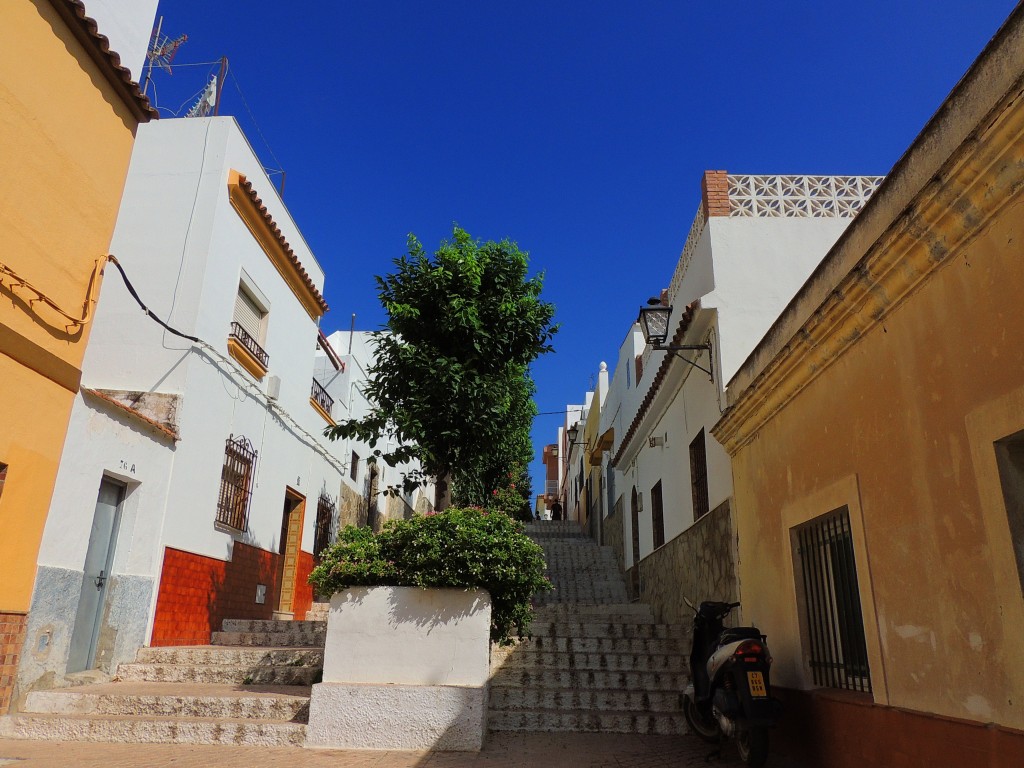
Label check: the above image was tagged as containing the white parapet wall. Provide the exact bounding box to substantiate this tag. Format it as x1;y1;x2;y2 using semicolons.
306;586;491;751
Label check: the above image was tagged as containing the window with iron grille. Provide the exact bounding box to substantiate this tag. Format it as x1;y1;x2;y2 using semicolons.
216;435;257;531
689;429;709;519
651;480;665;549
994;429;1024;592
606;465;616;517
795;506;871;693
313;490;337;558
350;451;359;482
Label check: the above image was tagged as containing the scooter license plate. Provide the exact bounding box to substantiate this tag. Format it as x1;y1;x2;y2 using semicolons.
747;671;767;697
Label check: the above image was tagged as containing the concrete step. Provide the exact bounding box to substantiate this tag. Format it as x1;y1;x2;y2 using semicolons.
497;634;686;655
211;630;326;648
533;603;652;617
491;649;686;673
0;711;306;746
527;621;683;639
135;646;322;667
116;663;320;686
23;682;311;721
487;708;688;735
489;686;684;714
490;667;688;691
221;619;324;634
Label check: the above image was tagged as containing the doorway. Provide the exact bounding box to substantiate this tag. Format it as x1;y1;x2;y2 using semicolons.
276;488;305;617
67;477;125;673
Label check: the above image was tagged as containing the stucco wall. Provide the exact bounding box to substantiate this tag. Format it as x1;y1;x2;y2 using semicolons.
636;500;738;626
726;185;1024;730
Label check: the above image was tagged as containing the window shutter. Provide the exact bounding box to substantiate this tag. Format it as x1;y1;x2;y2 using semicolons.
234;287;263;341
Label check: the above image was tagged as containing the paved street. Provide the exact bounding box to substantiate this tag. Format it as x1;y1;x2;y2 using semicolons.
0;732;805;768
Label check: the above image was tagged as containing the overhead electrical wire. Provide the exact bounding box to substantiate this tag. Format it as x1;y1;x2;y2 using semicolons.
105;255;348;475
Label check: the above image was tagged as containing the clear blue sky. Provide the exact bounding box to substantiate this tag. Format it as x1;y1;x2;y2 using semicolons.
149;0;1017;497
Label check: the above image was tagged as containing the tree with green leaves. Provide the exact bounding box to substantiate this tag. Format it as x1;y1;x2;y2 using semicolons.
328;227;556;510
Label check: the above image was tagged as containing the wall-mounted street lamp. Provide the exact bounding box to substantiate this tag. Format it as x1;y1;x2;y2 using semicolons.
637;298;714;381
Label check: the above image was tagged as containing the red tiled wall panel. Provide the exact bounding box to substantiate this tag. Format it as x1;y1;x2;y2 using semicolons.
151;543;282;646
0;612;28;715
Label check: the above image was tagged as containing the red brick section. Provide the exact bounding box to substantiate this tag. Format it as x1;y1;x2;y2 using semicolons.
0;611;28;715
292;551;315;620
701;170;730;218
773;687;1024;768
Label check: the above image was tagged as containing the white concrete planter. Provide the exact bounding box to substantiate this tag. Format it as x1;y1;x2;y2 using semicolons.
306;586;491;751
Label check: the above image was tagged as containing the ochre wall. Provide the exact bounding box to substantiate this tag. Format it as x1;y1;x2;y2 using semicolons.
728;192;1024;731
0;0;139;615
151;543;315;646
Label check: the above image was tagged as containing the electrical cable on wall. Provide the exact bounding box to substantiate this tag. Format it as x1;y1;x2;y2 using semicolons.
105;254;348;476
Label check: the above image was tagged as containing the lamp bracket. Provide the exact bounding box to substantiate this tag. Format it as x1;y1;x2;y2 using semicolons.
653;342;714;381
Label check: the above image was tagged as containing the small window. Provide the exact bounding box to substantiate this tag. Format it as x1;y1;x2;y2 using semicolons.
230;283;269;370
795;506;871;693
313;490;337;558
689;429;710;519
216;435;257;531
606;465;616;517
350;452;359;482
0;463;7;502
651;480;665;549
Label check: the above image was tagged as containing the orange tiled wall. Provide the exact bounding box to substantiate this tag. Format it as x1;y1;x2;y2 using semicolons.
151;542;314;646
0;612;28;714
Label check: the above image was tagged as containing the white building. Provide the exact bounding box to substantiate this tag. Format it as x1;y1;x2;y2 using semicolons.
599;171;882;621
17;116;430;698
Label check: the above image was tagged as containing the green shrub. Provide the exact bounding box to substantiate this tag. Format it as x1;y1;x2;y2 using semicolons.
309;506;552;645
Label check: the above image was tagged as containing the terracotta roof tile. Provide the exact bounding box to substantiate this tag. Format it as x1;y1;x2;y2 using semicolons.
234;173;329;314
49;0;158;122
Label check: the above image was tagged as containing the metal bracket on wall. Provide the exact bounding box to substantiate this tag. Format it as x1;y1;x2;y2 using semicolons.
655;339;714;381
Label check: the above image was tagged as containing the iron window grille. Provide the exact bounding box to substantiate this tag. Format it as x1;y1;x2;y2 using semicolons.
311;377;334;415
229;321;270;369
313;490;338;558
216;435;257;531
796;507;872;693
689;429;710;519
350;451;359;482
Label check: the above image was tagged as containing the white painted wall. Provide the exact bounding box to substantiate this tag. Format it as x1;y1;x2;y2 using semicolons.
85;0;159;82
37;116;346;632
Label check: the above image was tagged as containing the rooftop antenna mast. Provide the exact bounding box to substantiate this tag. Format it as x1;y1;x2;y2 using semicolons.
142;16;188;101
186;57;228;118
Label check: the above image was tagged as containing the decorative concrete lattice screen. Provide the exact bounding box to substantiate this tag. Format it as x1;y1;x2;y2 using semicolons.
727;175;884;218
667;204;707;306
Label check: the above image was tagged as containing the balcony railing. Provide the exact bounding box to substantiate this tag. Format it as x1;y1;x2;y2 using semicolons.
229;322;269;368
545;480;558;495
311;377;334;416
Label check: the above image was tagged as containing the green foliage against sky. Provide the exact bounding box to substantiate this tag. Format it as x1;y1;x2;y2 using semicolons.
328;227;556;505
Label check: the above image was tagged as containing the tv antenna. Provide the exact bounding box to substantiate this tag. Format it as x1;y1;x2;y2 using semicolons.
142;17;188;99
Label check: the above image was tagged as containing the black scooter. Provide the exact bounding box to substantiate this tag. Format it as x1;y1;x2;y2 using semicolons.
681;598;780;766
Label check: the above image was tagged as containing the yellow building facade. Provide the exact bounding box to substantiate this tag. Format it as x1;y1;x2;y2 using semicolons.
0;0;154;713
713;8;1024;766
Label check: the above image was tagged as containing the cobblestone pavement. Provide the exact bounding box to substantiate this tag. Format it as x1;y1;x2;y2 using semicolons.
0;732;806;768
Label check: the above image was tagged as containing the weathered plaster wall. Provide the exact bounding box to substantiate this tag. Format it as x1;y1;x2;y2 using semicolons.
725;169;1024;730
637;500;738;626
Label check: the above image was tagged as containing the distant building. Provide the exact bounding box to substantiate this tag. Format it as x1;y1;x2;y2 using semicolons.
714;8;1024;764
0;0;157;714
601;169;881;623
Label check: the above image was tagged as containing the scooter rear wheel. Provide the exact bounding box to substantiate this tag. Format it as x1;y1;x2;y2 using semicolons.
737;726;769;766
682;695;721;743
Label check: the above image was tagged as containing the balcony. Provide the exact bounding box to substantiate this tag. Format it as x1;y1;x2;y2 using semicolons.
310;377;335;424
228;322;269;380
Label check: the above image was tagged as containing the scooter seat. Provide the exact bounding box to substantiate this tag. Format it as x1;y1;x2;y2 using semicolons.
719;627;763;643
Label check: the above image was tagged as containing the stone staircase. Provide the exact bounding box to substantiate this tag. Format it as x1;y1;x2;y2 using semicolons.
0;617;327;746
488;520;690;735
